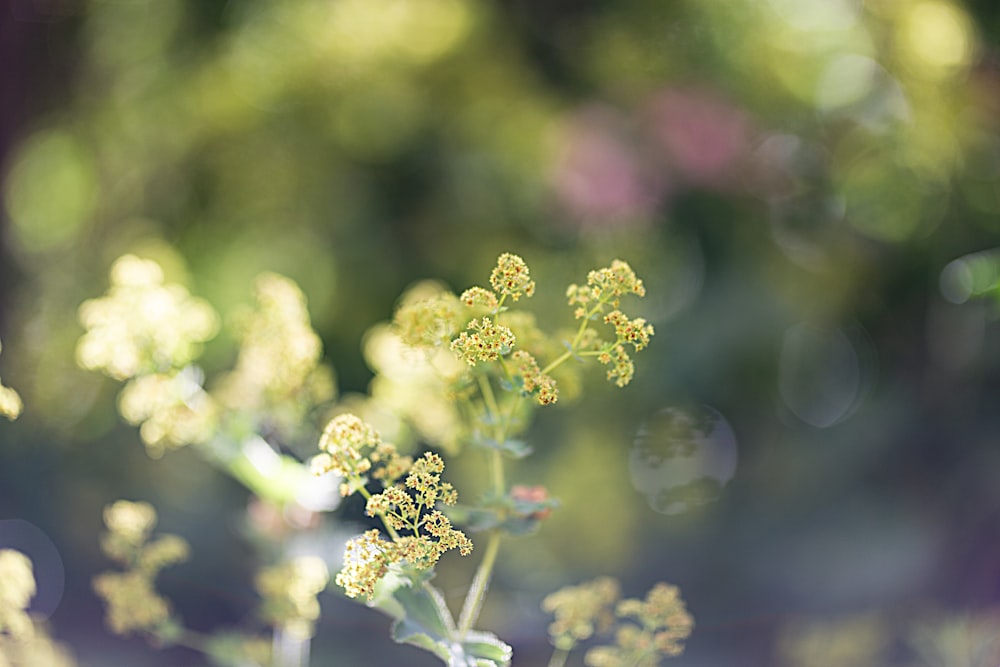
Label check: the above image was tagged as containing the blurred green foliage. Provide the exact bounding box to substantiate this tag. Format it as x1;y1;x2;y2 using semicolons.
3;0;1000;664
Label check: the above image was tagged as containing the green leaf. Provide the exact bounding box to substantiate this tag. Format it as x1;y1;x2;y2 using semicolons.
447;491;559;537
369;568;512;666
226;438;310;505
474;437;532;459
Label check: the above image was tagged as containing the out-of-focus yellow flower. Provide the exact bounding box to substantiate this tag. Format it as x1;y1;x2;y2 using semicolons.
117;371;218;455
542;576;621;651
0;550;35;640
255;556;329;640
94;500;189;638
0;340;22;421
213;273;334;433
76;254;219;381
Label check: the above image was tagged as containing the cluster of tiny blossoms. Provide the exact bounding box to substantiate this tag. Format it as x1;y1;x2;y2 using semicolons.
490;252;536;301
310;413;384;493
0;550;35;639
0;550;77;666
255;556;329;640
542;576;621;651
0;339;22;421
214;273;335;427
452;253;564;406
587;583;693;667
312;415;472;599
93;501;190;637
393;288;464;349
511;350;558;405
543;579;692;666
451;317;516;366
566;260;653;387
566;260;646;316
76;255;218;380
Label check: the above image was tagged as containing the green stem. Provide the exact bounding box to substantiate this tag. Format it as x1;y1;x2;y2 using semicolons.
357;484;401;541
491;449;504;496
546;647;570;667
272;627;310;667
477;374;503;440
457;530;502;637
477;374;507;493
540;301;607;376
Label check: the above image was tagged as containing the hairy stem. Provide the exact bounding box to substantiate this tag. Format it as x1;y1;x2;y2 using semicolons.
457;530;502;637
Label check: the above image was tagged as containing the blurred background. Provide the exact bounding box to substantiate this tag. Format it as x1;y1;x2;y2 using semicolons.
3;0;1000;665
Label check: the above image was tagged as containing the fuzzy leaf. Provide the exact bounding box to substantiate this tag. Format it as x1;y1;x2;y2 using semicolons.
370;569;512;666
474;437;532;459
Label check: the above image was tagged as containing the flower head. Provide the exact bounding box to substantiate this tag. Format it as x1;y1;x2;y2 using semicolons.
584;582;693;666
567;260;646;316
335;530;396;600
460;286;500;311
0;339;22;421
451;318;516;365
94;500;189;638
0;550;36;639
511;350;559;405
604;311;654;352
256;556;329;639
542;577;621;651
489;253;535;301
76;255;218;380
393;286;464;349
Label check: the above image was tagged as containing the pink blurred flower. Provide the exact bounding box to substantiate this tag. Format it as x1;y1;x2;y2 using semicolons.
644;87;752;189
550;106;664;226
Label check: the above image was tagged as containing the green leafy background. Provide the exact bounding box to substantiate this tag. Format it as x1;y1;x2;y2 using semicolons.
3;0;1000;664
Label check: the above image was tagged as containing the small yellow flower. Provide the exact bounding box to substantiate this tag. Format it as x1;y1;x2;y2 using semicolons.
450;318;516;365
0;550;36;639
511;350;559;405
460;286;500;311
489;253;536;301
542;577;621;650
335;530;395;600
256;556;329;639
0;339;23;421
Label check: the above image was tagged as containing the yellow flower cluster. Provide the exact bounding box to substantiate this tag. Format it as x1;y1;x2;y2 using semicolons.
451;317;516;366
542;576;620;651
0;550;78;666
214;274;335;430
564;260;654;387
312;415;472;599
75;256;223;455
93;501;189;638
0;550;35;640
117;371;218;454
489;252;536;301
460;286;500;311
255;556;329;640
603;311;654;352
511;351;558;405
594;311;654;388
0;340;22;421
335;529;393;600
393;288;464;349
543;579;692;666
587;583;693;667
566;260;646;317
311;413;412;494
76;255;218;380
348;452;472;595
92;571;174;637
